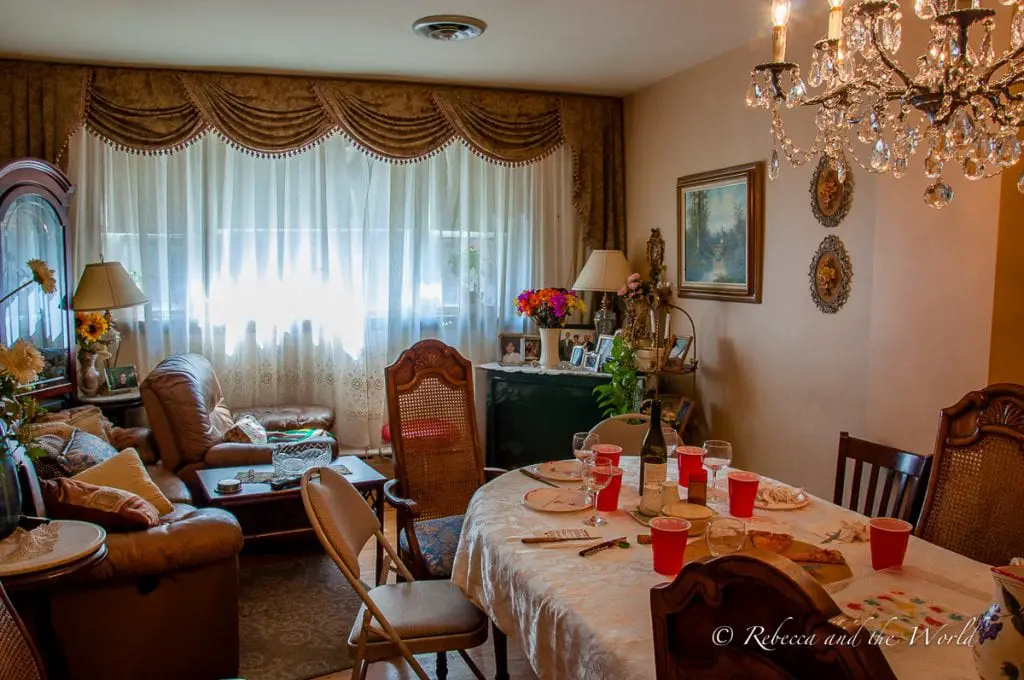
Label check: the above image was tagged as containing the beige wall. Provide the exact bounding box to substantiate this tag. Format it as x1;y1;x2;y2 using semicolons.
989;166;1024;384
625;5;1001;496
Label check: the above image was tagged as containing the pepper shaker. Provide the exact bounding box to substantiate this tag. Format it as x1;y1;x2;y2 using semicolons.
688;469;708;506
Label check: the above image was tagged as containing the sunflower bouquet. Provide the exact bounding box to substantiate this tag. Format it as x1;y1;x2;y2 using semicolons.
75;312;110;354
0;259;58;460
514;288;585;329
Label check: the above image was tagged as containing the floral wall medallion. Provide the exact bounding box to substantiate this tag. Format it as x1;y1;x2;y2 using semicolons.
809;235;852;314
809;155;854;228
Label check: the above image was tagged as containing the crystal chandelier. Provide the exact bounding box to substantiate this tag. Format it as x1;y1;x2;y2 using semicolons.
747;0;1024;208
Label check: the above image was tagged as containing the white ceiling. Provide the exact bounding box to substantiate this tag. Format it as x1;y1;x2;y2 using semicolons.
0;0;790;95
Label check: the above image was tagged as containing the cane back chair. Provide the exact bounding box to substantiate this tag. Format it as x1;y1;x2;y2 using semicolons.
834;432;932;525
651;550;897;680
0;580;45;680
301;466;488;680
917;383;1024;566
384;340;502;581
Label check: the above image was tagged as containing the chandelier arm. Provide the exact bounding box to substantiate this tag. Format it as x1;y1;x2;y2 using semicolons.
799;82;904;108
868;17;913;89
982;46;1024;84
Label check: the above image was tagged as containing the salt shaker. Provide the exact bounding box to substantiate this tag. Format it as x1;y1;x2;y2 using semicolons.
688;469;708;506
640;482;663;515
660;480;680;509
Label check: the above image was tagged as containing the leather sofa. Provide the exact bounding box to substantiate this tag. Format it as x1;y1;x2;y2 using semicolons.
17;423;244;680
140;353;337;495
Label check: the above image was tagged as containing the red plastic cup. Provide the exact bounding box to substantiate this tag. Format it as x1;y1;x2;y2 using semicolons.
869;518;913;570
650;517;692;576
677;446;705;489
591;444;622;466
727;471;760;518
595;466;624;511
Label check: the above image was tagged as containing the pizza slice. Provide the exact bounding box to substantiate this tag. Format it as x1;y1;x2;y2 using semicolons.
787;547;847;565
747;530;794;554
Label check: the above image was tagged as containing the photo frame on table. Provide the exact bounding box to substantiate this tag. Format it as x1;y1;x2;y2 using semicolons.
594;334;615;369
498;333;525;365
105;364;139;392
522;336;541;363
558;325;596;361
665;335;693;369
569;345;586;367
677;161;764;304
582;351;600;372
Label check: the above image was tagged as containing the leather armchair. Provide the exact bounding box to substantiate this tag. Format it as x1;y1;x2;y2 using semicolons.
140;353;337;490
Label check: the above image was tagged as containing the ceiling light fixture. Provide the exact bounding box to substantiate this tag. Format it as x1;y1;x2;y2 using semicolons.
412;15;487;42
747;0;1024;208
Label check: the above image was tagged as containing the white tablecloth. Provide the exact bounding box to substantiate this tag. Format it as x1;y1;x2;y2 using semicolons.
451;457;995;680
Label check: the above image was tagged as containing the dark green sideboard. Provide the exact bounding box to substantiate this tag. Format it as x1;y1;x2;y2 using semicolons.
477;363;610;469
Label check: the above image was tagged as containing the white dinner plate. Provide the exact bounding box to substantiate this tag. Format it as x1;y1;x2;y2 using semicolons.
0;520;106;577
754;485;812;510
522;488;591;513
532;460;582;482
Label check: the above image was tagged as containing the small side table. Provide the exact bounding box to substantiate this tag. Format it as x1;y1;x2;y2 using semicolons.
0;520;107;680
75;388;143;427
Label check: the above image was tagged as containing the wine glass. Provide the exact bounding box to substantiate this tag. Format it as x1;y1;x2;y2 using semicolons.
705;517;746;556
583;456;613;527
703;440;733;501
572;432;600;491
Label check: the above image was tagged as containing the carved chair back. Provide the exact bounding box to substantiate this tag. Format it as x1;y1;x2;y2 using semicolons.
588;414;650;456
0;582;45;680
651;550;897;680
385;340;484;522
917;383;1024;566
834;432;931;525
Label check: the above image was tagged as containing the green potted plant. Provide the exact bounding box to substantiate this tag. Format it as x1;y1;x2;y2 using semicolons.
593;335;641;417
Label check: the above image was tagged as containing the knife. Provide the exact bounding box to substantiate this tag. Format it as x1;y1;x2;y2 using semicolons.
579;536;627;557
519;468;560;488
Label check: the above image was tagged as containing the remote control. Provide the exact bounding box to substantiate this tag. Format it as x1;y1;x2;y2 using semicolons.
269;477;301;491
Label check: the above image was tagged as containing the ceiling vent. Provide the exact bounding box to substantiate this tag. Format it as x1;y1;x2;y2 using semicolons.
412;15;487;42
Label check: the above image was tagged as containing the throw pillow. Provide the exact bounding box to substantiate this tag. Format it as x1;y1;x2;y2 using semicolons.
31;434;70;480
224;414;268;444
31;429;120;480
24;421;75;445
35;406;109;441
73;449;174;516
40;478;159;532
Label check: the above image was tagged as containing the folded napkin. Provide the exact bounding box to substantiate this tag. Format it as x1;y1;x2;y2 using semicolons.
812;519;869;543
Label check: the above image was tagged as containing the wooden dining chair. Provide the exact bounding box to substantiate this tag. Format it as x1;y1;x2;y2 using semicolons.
301;466;488;680
384;339;504;581
651;550;897;680
588;413;651;455
917;383;1024;566
833;432;931;524
0;580;46;680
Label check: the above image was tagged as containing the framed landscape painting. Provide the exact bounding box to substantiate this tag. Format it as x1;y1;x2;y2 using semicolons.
676;161;764;303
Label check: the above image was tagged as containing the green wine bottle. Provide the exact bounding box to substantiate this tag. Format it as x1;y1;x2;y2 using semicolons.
638;400;668;493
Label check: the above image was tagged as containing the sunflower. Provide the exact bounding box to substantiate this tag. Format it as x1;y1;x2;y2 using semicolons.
27;259;56;295
0;339;45;385
75;312;109;344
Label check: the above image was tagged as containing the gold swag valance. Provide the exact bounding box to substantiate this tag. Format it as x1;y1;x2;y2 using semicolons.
0;60;625;249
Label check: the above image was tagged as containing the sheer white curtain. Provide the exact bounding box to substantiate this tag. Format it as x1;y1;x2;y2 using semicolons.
69;131;576;446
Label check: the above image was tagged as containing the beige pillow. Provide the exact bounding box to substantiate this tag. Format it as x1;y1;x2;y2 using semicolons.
36;407;109;442
24;421;76;444
73;449;174;516
224;414;268;444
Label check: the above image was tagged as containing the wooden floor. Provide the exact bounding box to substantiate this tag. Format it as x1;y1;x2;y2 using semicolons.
313;507;538;680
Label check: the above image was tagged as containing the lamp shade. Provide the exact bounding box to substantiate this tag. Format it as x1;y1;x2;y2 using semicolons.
571;250;632;292
72;262;148;311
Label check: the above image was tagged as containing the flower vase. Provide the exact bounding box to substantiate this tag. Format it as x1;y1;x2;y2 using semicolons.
974;565;1024;680
0;451;20;541
539;327;561;369
78;349;101;397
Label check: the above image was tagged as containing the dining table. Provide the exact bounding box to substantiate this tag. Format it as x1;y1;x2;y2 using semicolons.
451;456;997;680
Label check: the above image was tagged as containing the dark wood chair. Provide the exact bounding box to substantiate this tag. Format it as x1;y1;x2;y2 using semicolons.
651;550;897;680
383;339;507;680
0;581;46;680
917;383;1024;566
833;432;931;525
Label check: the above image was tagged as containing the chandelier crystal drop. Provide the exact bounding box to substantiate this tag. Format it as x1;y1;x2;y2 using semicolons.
747;0;1024;208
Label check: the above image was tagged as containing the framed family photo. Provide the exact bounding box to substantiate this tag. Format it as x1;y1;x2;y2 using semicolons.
677;161;764;303
558;325;596;361
498;333;525;365
665;335;693;369
569;345;586;367
594;334;615;369
105;364;139;392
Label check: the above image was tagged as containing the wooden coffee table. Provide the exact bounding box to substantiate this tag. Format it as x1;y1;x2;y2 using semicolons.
196;456;387;578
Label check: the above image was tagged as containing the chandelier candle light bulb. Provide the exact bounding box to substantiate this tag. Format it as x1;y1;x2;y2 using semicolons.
772;0;792;62
828;0;845;40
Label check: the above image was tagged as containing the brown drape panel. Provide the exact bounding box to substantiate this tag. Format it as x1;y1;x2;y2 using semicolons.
0;59;625;249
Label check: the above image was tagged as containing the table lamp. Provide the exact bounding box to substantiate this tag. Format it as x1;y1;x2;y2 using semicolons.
572;250;632;335
72;261;147;375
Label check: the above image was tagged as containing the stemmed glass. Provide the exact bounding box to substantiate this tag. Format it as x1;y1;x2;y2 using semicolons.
582;456;613;527
703;440;733;501
572;432;600;492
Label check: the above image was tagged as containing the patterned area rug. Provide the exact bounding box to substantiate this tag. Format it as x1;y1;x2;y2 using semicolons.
239;549;361;680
